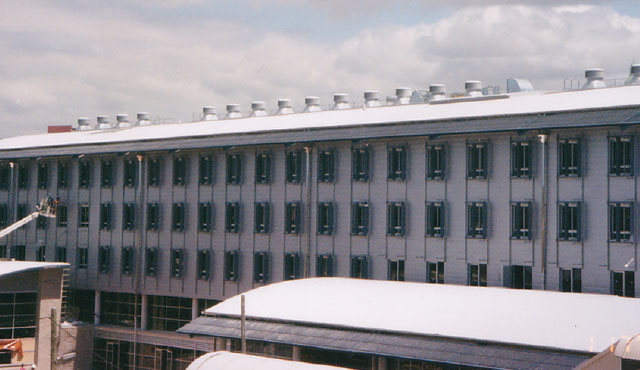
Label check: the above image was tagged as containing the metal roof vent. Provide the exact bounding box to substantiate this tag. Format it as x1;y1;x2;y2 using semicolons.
137;112;151;126
395;88;412;105
386;96;397;105
116;114;130;128
203;106;218;121
96;116;111;130
250;102;267;117
465;81;483;97
226;104;242;119
332;93;350;110
429;84;446;101
624;64;640;86
304;97;322;112
277;99;294;115
506;78;533;93
77;117;91;131
582;68;606;89
364;91;382;107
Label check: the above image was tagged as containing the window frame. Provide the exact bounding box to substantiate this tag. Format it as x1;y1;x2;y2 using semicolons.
427;261;445;284
145;248;158;277
78;159;91;188
426;144;445;180
254;202;270;234
78;204;90;228
386;202;406;237
425;201;444;237
198;202;212;232
558;138;582;177
352;147;370;182
17;163;29;189
253;251;270;283
317;149;335;183
225;202;240;233
609;136;634;177
99;203;112;231
172;202;186;232
558;202;581;241
611;271;635;297
197;250;211;280
121;246;134;276
350;255;369;279
510;201;532;240
387;146;407;181
466;142;488;179
57;161;70;189
226;153;242;185
199;155;213;185
56;205;68;227
98;246;111;273
122;203;135;231
173;156;187;186
224;250;240;282
285;202;301;234
284;252;300;281
285;150;303;183
100;160;114;188
170;248;185;278
123;157;137;187
466;202;487;239
148;157;161;187
560;268;582;293
510;140;532;178
468;264;488;287
146;203;160;231
37;162;49;189
77;247;88;269
36;245;46;262
350;202;369;236
316;254;334;277
388;259;405;281
317;202;335;235
608;202;634;242
255;152;271;184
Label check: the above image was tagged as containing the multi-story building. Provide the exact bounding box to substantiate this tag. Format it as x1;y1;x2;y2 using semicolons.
0;66;638;368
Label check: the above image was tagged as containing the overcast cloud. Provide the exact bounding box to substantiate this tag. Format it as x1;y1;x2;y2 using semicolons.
0;1;638;137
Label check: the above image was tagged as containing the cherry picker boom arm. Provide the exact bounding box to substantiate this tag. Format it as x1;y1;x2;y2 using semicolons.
0;197;57;240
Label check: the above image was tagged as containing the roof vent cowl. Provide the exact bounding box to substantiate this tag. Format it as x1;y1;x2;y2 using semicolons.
364;91;382;107
250;102;267;117
304;96;322;113
465;81;483;97
582;68;606;89
203;106;218;121
77;117;91;131
137;112;151;126
395;87;412;105
96;116;112;130
429;84;446;101
624;64;640;86
277;99;294;115
116;114;130;128
332;93;351;110
226;104;243;119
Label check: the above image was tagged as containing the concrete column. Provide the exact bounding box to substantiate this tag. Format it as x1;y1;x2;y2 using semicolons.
192;297;199;320
94;291;101;325
141;294;148;331
37;269;63;370
292;346;301;361
377;356;387;370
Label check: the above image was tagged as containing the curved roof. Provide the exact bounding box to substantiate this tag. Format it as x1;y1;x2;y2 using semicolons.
186;351;351;370
0;261;69;278
205;277;640;354
614;334;640;360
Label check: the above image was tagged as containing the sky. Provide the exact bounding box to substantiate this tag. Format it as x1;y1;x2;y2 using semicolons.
0;0;639;138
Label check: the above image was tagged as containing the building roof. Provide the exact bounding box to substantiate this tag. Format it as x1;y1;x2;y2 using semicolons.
186;351;352;370
202;278;640;354
614;334;640;361
0;261;69;278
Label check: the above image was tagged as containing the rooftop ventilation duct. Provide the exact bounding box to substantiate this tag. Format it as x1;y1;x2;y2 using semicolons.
624;64;640;86
96;115;111;130
226;104;242;119
395;88;412;105
137;112;151;126
250;102;267;117
429;84;446;101
582;68;606;89
465;81;483;97
364;91;382;107
277;99;294;115
506;78;534;93
386;96;397;105
332;93;350;110
203;106;218;121
116;114;130;128
304;96;322;112
77;117;91;131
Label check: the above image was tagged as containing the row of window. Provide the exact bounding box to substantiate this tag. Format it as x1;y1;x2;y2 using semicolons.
1;136;633;191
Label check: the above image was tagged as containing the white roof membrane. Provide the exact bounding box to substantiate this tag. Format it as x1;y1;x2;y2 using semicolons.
186;351;352;370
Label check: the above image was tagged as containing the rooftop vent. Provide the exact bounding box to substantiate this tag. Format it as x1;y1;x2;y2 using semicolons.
506;78;534;93
364;91;382;107
582;68;606;89
77;117;91;131
304;96;322;112
250;102;267;117
624;64;640;86
395;88;412;105
429;84;446;101
137;112;151;126
332;93;350;110
465;81;483;97
96;116;111;130
203;106;218;121
277;99;294;115
226;104;242;119
116;114;130;128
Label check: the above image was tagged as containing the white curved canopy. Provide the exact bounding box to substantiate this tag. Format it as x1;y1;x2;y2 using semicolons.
186;351;351;370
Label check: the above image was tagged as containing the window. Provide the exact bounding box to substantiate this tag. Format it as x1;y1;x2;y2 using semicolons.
426;144;445;180
36;246;46;262
350;202;369;236
0;204;6;228
9;245;25;261
286;150;303;183
388;259;405;281
55;247;67;262
386;202;406;237
284;253;300;280
79;204;90;228
387;146;407;181
37;162;48;189
197;250;210;280
199;155;213;185
425;202;444;237
466;202;487;238
78;159;91;188
0;163;9;190
316;254;334;277
224;250;239;281
57;161;69;188
123;158;137;187
511;141;532;178
145;248;158;277
255;152;271;184
558;202;581;241
198;202;212;232
121;247;134;276
609;202;633;242
427;262;445;284
609;136;633;176
148;158;161;187
147;296;193;332
173;156;187;185
122;203;135;231
16;204;27;220
36;214;47;229
504;265;532;290
101;160;113;187
147;203;160;230
253;251;270;283
225;202;240;233
17;163;29;189
171;249;185;278
352;147;370;182
350;255;369;279
318;150;335;182
612;271;635;297
0;292;37;339
317;202;335;235
468;264;487;286
99;292;140;328
57;205;68;227
98;246;111;273
0;245;6;258
558;139;581;177
511;202;532;240
100;203;112;230
467;143;487;179
254;202;270;233
172;203;185;231
285;202;301;234
560;268;581;293
226;153;242;184
77;248;88;269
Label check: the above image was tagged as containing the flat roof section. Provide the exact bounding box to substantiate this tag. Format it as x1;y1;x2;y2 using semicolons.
0;261;69;278
187;351;353;370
